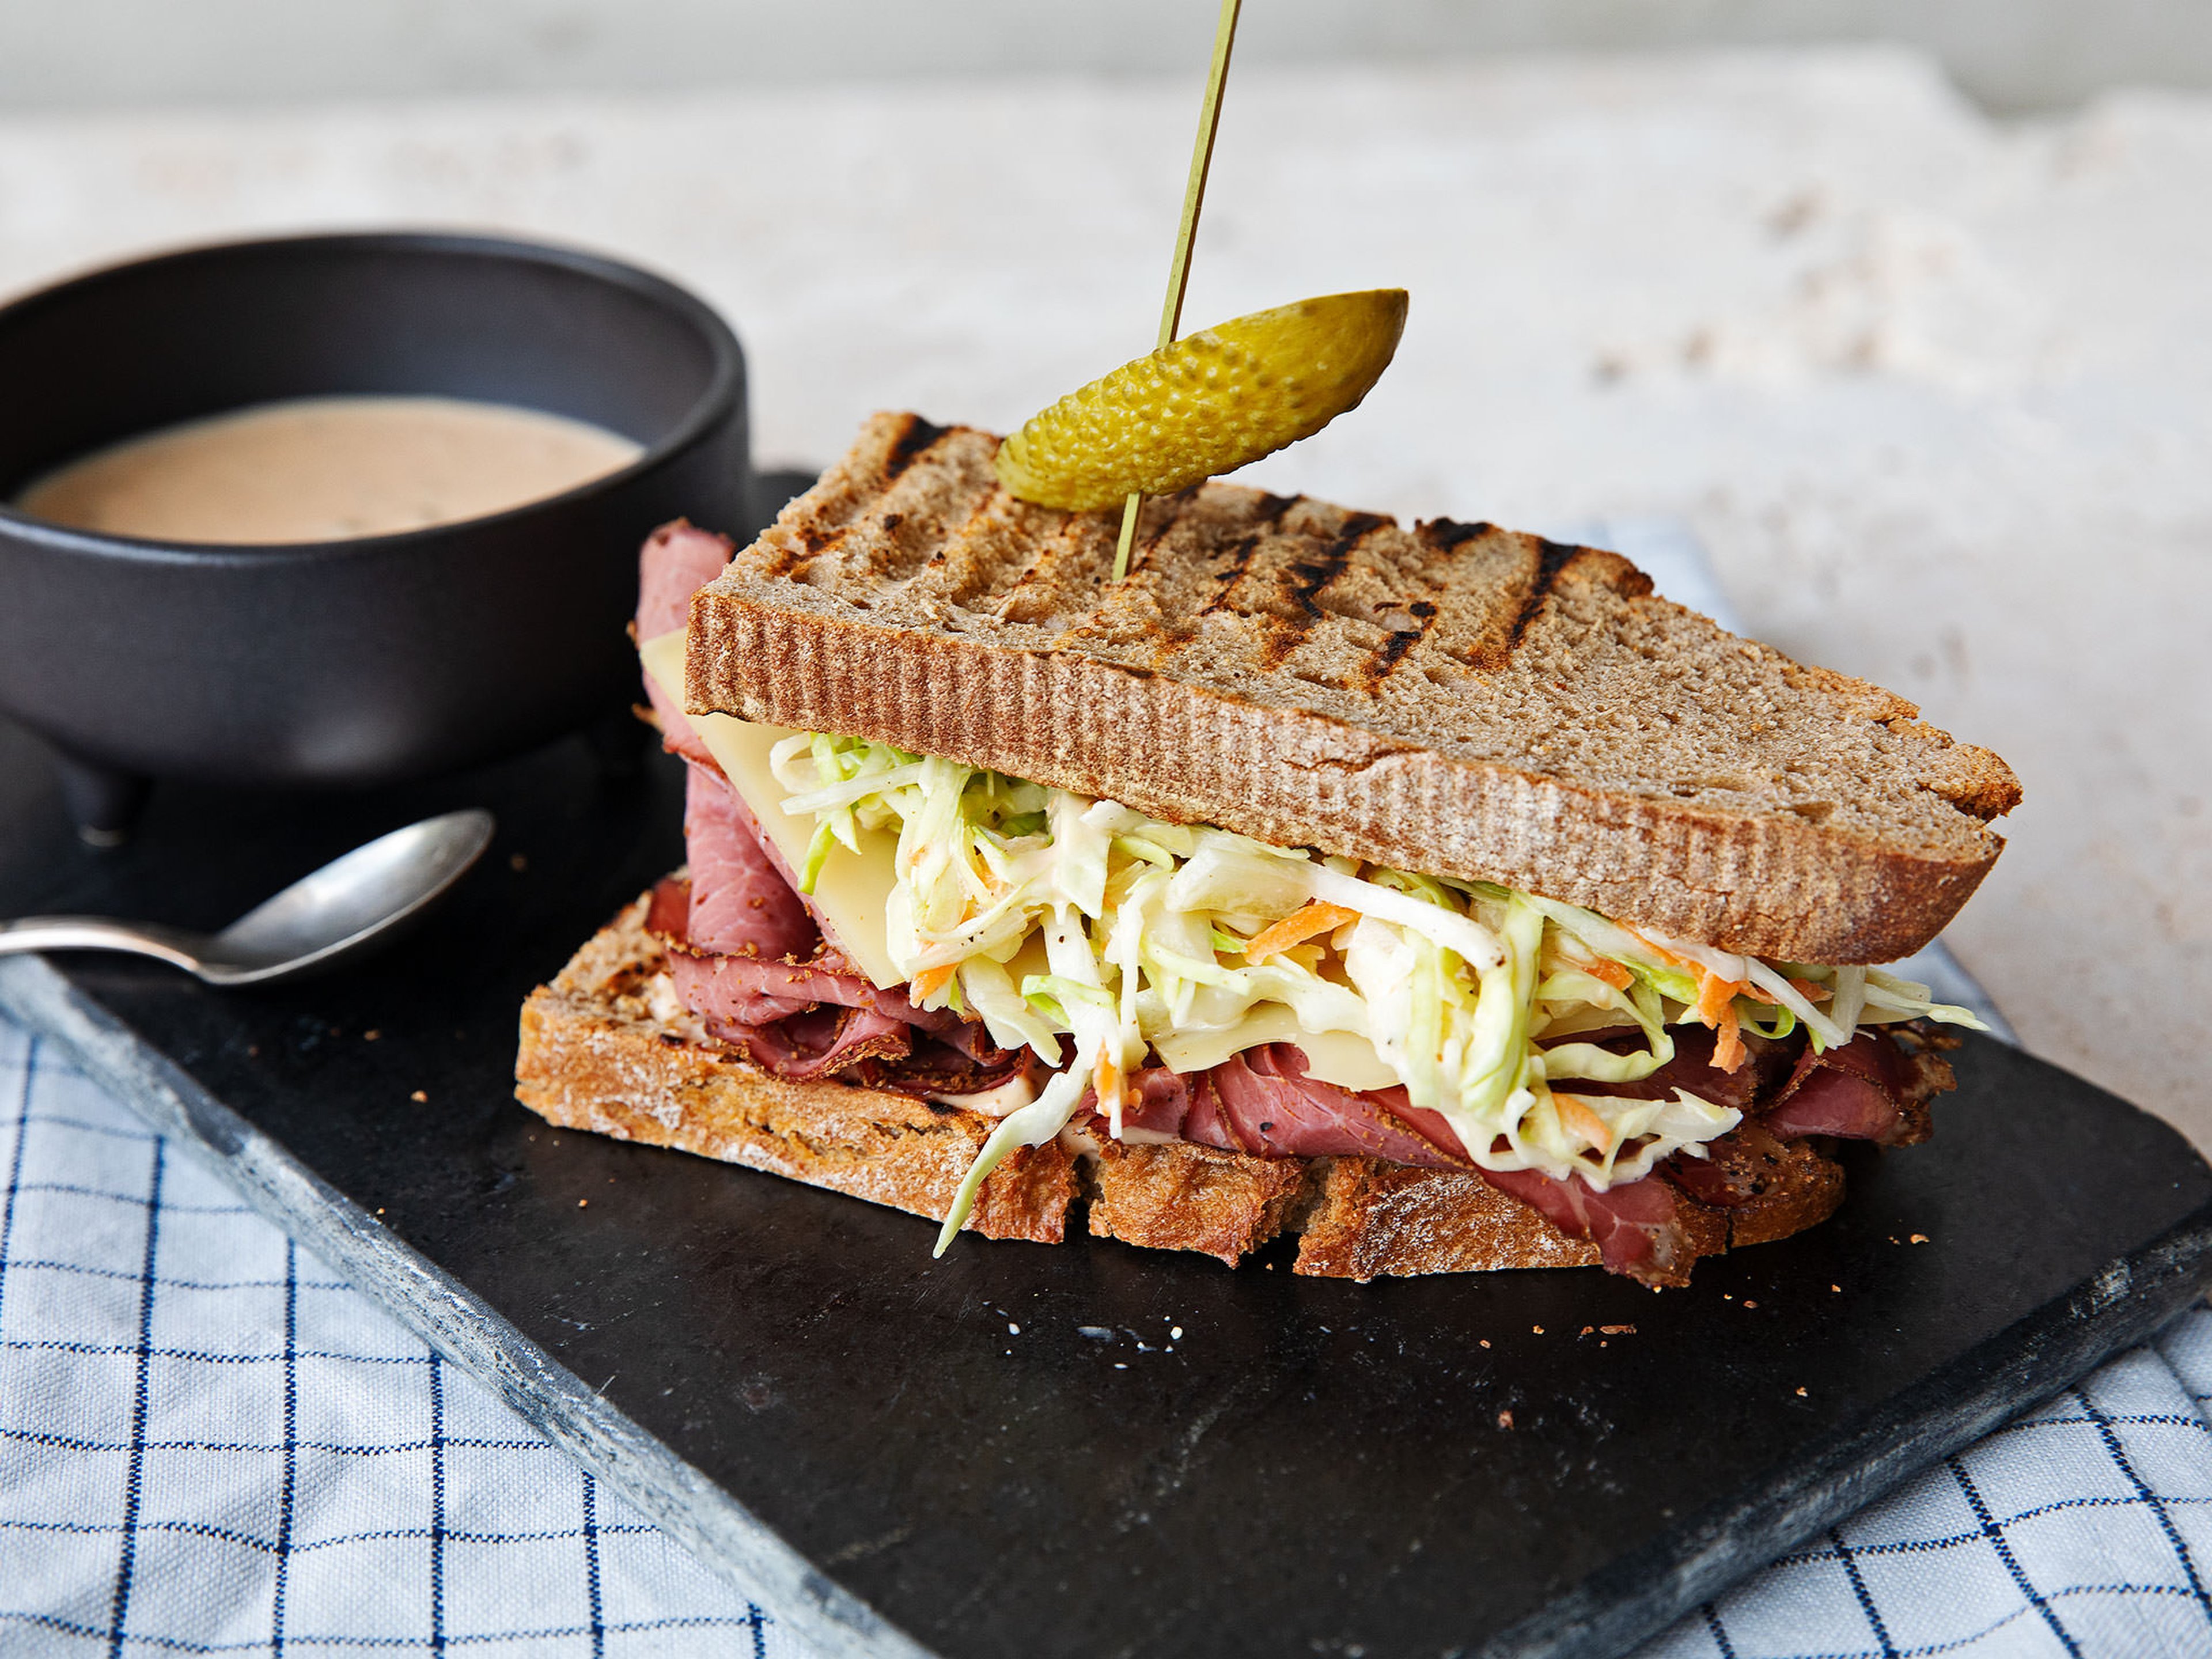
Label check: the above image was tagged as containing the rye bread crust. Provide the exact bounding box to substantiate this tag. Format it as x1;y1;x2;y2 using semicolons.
685;412;2018;963
514;892;1847;1279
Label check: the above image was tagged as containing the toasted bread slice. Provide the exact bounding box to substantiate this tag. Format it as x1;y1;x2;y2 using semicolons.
516;892;1847;1278
685;412;2018;963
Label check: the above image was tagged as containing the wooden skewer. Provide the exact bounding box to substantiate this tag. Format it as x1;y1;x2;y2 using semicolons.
1115;0;1242;581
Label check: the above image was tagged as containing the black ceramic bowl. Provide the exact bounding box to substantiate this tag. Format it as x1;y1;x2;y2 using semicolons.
0;231;752;835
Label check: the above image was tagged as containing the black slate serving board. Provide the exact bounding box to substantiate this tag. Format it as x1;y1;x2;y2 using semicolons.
3;713;2210;1659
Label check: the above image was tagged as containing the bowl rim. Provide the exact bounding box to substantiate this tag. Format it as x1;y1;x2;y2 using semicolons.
0;228;746;565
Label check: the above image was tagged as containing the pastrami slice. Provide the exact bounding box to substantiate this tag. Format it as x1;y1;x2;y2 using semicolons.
683;764;818;961
637;521;733;639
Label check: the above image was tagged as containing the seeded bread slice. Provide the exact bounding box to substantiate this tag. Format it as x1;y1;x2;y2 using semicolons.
515;891;1846;1281
686;411;2019;962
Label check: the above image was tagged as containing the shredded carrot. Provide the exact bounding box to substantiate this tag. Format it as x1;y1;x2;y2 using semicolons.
1693;969;1748;1028
1244;901;1361;964
910;963;957;1001
1584;957;1634;990
1685;966;1754;1073
1555;1094;1615;1154
1789;976;1833;1003
1093;1052;1122;1106
1710;1002;1748;1073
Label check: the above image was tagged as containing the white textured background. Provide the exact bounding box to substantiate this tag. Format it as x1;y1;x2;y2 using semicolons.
1;48;2209;1148
4;0;2212;113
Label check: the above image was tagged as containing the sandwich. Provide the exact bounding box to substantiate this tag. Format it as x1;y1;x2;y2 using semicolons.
516;410;2018;1287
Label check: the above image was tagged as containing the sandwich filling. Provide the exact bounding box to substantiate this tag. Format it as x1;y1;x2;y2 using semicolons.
763;732;1980;1228
638;524;1978;1284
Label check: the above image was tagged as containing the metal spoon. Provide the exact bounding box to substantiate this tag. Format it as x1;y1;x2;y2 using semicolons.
0;809;495;986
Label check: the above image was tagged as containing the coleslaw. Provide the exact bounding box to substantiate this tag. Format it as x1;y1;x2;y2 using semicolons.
770;731;1985;1248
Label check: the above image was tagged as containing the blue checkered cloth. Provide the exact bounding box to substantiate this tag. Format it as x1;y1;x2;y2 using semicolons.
5;1018;2210;1657
0;1020;787;1657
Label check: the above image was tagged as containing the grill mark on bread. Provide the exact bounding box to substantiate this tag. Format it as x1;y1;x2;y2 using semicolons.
762;418;948;578
766;498;916;582
1196;492;1300;619
764;508;852;577
1506;539;1586;654
1361;599;1438;691
1264;510;1391;672
1290;512;1389;622
1130;486;1209;579
761;529;817;578
881;413;952;485
1418;517;1494;553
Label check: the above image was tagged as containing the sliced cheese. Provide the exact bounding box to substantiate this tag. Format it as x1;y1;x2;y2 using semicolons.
1150;1003;1399;1093
639;628;905;989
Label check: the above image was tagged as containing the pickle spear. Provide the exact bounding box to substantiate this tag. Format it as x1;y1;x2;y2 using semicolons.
994;288;1408;514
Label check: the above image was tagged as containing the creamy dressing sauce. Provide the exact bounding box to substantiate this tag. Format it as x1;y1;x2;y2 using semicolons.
14;394;644;544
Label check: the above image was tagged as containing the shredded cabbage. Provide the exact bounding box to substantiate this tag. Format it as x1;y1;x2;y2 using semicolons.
766;732;1982;1244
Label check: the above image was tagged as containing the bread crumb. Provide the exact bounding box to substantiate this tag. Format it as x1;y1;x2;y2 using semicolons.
1479;1339;1490;1349
1832;1284;1842;1293
1532;1325;1544;1335
1497;1409;1514;1429
1170;1326;1183;1339
363;1030;381;1041
1743;1300;1758;1309
578;1198;588;1207
1007;1322;1020;1336
1796;1387;1809;1397
410;1090;427;1103
1910;1233;1930;1244
510;853;528;872
1600;1324;1637;1336
1580;1325;1594;1337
